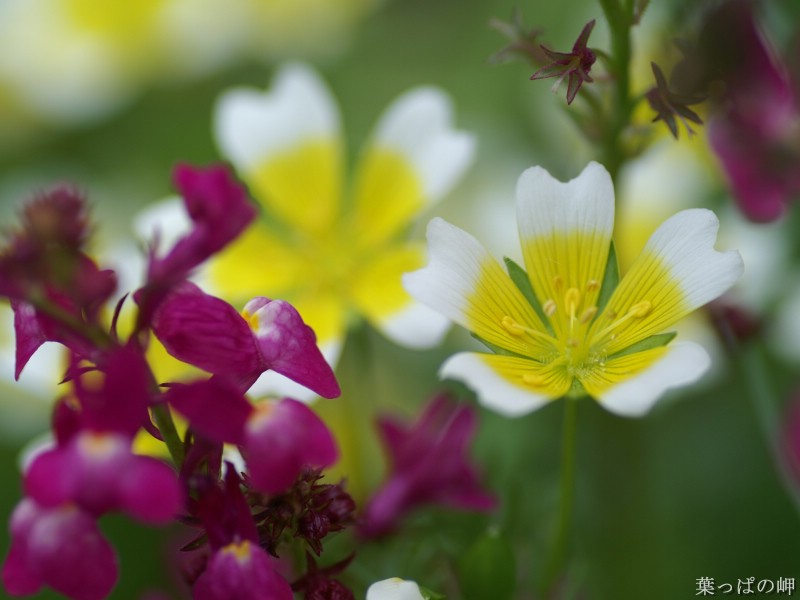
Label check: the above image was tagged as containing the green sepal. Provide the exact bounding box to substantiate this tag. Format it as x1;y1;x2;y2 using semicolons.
503;256;554;334
457;528;516;600
595;241;619;316
607;331;677;360
470;333;531;361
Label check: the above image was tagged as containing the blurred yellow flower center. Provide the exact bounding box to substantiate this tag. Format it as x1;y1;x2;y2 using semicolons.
221;539;253;563
67;0;165;37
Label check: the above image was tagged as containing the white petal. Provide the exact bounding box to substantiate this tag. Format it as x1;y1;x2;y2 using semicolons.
376;300;451;349
246;339;342;404
642;208;744;310
371;87;475;202
402;217;488;330
366;578;425;600
133;196;191;259
516;161;614;244
214;62;339;171
441;352;550;417
597;341;711;417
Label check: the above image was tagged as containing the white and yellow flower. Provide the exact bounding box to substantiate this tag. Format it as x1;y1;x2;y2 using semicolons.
404;162;744;417
208;63;475;396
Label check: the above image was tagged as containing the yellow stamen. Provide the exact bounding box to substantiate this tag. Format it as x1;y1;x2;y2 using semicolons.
552;275;564;292
501;315;527;336
543;299;557;316
586;279;600;292
579;306;598;324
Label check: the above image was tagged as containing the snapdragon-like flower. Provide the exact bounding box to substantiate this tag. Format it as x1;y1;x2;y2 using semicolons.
24;347;181;522
151;281;339;397
360;394;496;538
673;0;800;222
191;471;293;600
2;499;117;600
166;377;338;494
206;63;475;394
405;162;744;417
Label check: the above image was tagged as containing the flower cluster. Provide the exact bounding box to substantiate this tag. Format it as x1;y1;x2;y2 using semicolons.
0;164;352;599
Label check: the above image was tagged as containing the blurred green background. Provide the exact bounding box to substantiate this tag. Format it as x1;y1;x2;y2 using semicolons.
1;0;800;598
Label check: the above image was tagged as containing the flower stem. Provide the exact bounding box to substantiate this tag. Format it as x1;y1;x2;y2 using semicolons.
151;402;184;466
733;340;800;517
597;0;635;183
541;397;579;596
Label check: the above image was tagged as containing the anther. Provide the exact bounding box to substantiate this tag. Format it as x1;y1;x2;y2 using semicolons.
629;300;652;318
586;279;600;292
564;287;580;314
579;306;598;324
501;316;526;336
543;299;557;316
552;275;564;291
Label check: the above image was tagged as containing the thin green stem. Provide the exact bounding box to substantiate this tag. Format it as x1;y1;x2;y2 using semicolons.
541;397;579;597
151;402;185;465
734;340;800;517
597;0;635;184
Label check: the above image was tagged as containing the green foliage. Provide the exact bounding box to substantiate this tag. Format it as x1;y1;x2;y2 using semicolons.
456;528;516;600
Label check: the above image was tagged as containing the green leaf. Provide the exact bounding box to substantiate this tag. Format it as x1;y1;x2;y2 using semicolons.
607;331;677;360
503;257;553;334
595;241;619;316
470;333;531;360
457;528;516;600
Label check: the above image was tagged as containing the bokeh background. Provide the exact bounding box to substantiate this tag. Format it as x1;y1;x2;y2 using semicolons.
1;0;800;598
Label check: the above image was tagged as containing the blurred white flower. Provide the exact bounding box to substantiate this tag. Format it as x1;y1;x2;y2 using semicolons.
366;578;425;600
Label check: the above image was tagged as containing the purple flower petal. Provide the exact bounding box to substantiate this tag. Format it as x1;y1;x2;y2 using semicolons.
243;399;338;495
11;301;46;381
152;282;264;385
25;432;180;523
149;164;256;285
165;377;253;445
245;298;340;399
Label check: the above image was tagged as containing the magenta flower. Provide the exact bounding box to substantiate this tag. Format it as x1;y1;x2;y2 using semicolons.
24;431;181;523
190;471;293;600
193;541;291;600
678;0;800;221
530;19;596;105
23;346;181;523
2;499;118;600
166;377;338;495
151;281;340;397
135;163;257;331
359;394;496;538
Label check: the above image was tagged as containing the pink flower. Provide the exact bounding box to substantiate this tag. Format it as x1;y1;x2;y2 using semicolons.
147;164;257;285
24;346;181;523
152;281;340;398
193;540;292;600
359;395;496;538
676;0;800;221
166;377;338;495
189;471;293;600
2;499;118;600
